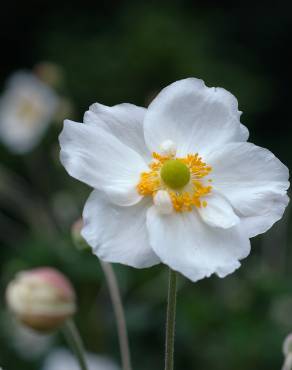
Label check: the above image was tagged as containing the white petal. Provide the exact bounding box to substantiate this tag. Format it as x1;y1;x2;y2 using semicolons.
147;207;250;282
240;122;249;141
207;142;289;236
198;192;240;229
240;194;289;237
59;120;148;206
159;140;177;157
153;190;174;215
143;78;246;157
84;103;150;160
82;190;160;268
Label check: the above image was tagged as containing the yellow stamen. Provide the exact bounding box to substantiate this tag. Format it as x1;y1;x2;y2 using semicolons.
137;151;212;212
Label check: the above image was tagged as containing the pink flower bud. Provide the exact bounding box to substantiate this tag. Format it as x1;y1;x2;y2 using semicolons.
34;62;63;88
71;218;90;251
6;267;76;332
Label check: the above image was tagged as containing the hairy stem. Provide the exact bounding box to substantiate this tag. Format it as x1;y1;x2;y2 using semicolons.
100;261;132;370
164;268;177;370
63;319;88;370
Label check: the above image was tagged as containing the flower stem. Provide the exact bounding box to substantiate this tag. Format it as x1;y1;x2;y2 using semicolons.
63;319;88;370
100;261;132;370
164;268;177;370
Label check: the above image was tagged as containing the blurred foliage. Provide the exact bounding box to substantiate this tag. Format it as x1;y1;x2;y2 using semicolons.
0;1;291;369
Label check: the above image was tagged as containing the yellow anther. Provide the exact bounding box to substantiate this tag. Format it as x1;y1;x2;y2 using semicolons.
137;150;212;212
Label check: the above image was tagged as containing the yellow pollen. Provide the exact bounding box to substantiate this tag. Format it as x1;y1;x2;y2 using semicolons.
137;152;213;212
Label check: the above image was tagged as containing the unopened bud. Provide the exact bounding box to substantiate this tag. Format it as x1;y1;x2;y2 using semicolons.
71;218;90;251
34;62;63;88
6;267;76;332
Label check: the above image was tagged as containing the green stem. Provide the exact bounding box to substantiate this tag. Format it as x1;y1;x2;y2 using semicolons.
63;319;88;370
164;268;177;370
100;261;132;370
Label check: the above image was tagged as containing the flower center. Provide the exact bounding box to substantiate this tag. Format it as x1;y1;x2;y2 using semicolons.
17;97;44;124
160;159;190;189
137;148;213;213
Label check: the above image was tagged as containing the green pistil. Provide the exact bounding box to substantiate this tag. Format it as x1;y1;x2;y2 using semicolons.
160;159;190;190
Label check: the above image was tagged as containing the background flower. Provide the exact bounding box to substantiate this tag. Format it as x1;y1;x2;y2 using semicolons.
0;71;58;154
42;348;119;370
2;316;54;359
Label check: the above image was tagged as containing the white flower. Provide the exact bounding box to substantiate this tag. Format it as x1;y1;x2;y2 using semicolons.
3;317;54;359
59;78;290;282
42;348;119;370
283;334;292;357
0;71;58;153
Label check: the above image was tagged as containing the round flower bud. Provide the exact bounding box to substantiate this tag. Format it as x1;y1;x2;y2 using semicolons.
6;267;76;332
71;218;90;251
34;62;64;88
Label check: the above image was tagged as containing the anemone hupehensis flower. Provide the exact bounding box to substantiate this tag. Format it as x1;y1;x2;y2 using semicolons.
59;78;290;282
0;71;58;154
42;348;119;370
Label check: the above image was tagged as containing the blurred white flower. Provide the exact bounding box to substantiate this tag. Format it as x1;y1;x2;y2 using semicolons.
283;334;292;370
42;348;119;370
0;71;58;153
59;78;289;282
283;334;292;356
4;316;54;359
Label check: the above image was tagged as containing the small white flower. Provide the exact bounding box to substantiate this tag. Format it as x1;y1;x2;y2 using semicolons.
59;78;290;282
0;71;58;154
282;355;292;370
283;334;292;357
4;317;54;359
42;348;119;370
